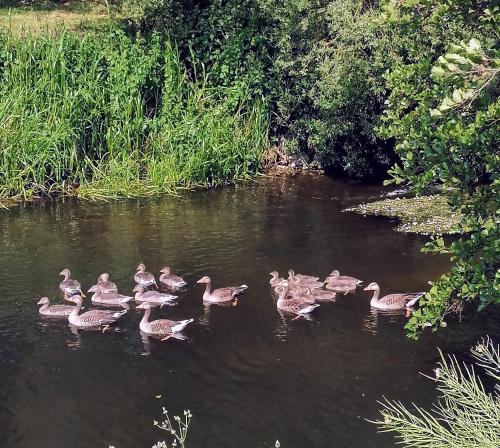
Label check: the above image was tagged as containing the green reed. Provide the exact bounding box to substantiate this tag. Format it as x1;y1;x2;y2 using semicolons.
0;28;268;199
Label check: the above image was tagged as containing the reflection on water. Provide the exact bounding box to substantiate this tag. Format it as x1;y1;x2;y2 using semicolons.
1;175;499;448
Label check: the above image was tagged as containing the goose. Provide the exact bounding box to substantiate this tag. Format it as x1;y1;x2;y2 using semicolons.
275;284;319;315
67;295;127;330
88;285;133;307
159;267;187;289
37;297;75;317
137;302;193;341
324;270;362;286
288;269;320;283
364;282;424;310
96;273;118;293
309;289;337;303
133;284;177;305
288;270;323;290
197;276;248;303
269;271;285;287
325;282;357;295
134;263;157;288
59;269;84;298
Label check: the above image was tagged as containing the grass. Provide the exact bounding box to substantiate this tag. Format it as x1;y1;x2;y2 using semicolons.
0;28;269;199
0;1;109;35
346;195;462;235
373;337;500;447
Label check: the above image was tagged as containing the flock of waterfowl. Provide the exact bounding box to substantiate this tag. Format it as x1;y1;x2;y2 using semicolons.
37;264;425;340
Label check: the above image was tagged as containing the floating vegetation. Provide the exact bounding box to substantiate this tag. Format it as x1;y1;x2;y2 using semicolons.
346;195;462;235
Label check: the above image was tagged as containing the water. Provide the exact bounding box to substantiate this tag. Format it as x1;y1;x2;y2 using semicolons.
0;175;498;448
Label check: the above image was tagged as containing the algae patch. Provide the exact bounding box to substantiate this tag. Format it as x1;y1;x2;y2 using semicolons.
346;195;462;235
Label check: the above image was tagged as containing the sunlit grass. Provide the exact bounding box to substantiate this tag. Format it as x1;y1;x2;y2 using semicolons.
0;28;269;199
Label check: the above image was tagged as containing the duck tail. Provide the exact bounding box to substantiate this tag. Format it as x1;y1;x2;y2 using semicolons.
407;293;425;308
240;284;248;290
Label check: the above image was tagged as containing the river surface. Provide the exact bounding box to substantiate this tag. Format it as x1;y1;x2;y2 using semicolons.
1;175;498;448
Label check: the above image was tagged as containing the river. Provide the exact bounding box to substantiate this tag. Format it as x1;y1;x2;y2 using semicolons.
1;175;498;448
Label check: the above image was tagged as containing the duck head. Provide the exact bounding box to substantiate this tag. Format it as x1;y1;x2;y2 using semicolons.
363;282;379;292
133;284;145;293
37;297;49;306
88;285;99;293
98;273;109;282
136;302;152;310
196;276;211;284
160;267;171;275
59;268;71;278
136;263;146;272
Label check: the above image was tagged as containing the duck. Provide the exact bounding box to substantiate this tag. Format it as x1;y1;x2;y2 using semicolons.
364;282;424;310
197;276;248;303
309;289;337;303
325;282;357;295
134;263;157;288
324;270;363;286
269;271;285;287
159;266;187;289
96;273;118;293
88;285;133;307
287;270;323;290
275;284;319;315
133;284;177;305
136;302;194;341
66;295;127;330
288;269;320;283
37;297;75;317
59;269;84;297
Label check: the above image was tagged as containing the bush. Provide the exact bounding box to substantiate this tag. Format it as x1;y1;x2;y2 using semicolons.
377;0;499;336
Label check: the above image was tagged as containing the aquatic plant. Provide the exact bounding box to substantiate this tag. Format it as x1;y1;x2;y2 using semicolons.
373;337;500;447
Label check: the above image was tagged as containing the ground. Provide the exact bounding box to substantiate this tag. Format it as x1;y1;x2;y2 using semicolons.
0;1;108;35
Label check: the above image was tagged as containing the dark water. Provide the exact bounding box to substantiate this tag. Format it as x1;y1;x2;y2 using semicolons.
1;175;498;448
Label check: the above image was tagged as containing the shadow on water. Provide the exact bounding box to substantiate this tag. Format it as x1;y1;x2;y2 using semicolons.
0;175;499;448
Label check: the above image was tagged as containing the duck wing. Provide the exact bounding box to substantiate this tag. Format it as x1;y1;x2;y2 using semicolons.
214;285;248;300
79;309;126;326
149;319;176;334
380;293;424;307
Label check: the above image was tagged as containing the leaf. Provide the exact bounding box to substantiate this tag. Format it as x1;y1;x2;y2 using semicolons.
431;66;445;77
430;108;442;117
468;38;481;50
452;89;463;103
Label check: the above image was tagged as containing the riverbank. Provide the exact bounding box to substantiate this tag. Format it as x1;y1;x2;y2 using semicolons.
346;194;462;235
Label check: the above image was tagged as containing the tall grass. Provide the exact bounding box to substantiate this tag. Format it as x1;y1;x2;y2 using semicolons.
0;27;268;199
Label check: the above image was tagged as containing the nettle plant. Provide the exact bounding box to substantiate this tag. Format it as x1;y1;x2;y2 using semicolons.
379;0;499;337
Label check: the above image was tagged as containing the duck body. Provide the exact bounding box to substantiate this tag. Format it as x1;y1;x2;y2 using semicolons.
325;282;357;295
133;285;177;305
137;302;193;338
197;276;248;303
67;295;127;329
310;289;337;303
59;269;83;297
88;286;133;306
276;285;319;315
96;273;118;293
288;270;323;290
325;270;363;286
159;267;187;289
37;297;75;317
364;282;424;310
134;263;157;288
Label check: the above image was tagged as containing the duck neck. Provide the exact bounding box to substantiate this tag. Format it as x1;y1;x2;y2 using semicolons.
39;302;49;312
141;308;151;326
204;281;212;296
63;272;70;281
277;287;288;305
370;287;380;305
70;299;83;318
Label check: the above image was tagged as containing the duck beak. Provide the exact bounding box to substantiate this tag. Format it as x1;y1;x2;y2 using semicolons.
363;286;370;291
37;298;44;305
196;279;203;284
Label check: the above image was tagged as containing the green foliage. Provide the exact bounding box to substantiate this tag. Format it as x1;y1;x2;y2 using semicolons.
373;337;500;447
377;0;499;336
118;0;393;177
0;27;268;198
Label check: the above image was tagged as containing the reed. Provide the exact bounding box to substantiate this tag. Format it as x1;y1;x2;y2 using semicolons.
0;27;268;199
